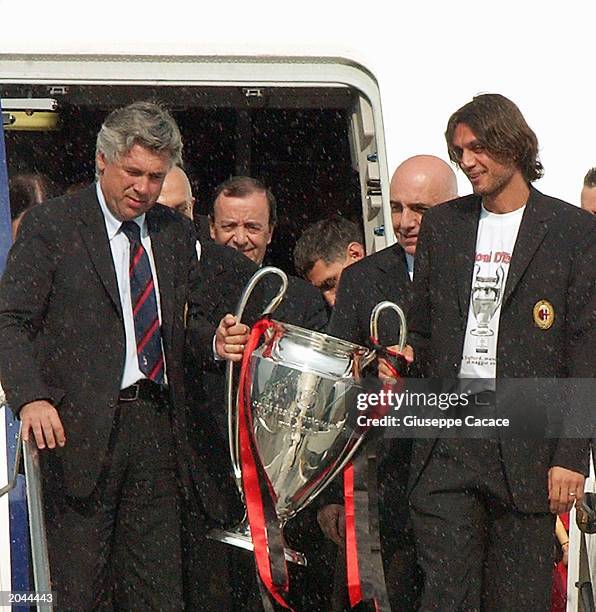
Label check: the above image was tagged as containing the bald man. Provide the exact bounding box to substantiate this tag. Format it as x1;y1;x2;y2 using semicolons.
329;155;458;345
321;155;458;610
157;166;196;219
390;154;458;278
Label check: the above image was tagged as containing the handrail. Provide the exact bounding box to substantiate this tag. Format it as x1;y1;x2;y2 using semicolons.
23;438;53;611
1;402;53;611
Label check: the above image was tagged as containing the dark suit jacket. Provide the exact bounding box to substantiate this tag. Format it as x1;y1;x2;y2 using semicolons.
184;241;328;523
190;239;328;333
325;243;413;513
408;187;596;512
270;275;329;332
187;240;259;353
0;185;207;501
329;242;411;347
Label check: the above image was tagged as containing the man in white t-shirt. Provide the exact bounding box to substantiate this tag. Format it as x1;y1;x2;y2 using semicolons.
408;94;595;611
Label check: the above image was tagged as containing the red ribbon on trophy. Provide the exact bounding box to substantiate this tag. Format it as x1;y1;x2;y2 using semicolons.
344;339;409;611
237;317;293;610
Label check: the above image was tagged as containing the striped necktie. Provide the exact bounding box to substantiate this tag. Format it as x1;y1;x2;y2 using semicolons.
120;220;165;384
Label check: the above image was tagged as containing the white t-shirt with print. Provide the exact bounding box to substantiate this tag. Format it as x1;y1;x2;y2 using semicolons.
459;204;525;380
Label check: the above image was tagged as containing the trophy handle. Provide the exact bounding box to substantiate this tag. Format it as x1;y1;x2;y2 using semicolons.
369;300;407;353
300;300;409;506
300;302;408;510
226;266;289;487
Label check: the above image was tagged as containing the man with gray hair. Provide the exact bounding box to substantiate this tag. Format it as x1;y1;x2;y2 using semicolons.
0;101;248;610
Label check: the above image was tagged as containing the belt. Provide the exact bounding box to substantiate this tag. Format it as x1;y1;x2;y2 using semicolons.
118;380;168;403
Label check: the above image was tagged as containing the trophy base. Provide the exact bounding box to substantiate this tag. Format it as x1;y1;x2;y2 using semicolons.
470;328;494;337
208;526;307;566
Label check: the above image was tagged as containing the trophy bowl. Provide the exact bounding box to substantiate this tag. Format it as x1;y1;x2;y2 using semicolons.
249;320;373;521
209;268;406;568
210;318;375;565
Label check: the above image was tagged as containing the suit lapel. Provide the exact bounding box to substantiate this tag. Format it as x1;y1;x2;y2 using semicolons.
377;243;411;286
501;187;551;306
147;209;176;352
77;186;122;317
455;197;482;318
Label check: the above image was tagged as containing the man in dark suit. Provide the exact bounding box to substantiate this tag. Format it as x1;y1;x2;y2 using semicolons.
314;157;457;611
0;102;248;610
408;93;595;611
328;155;458;346
208;175;332;609
209;175;328;332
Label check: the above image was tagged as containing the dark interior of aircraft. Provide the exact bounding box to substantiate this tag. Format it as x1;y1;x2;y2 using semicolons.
2;83;364;274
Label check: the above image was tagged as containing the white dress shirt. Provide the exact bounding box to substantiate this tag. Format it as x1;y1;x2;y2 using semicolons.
96;183;166;389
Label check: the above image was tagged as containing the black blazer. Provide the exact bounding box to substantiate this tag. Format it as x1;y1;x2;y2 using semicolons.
329;242;411;347
190;239;328;333
269;275;329;332
323;243;413;511
0;185;206;499
408;187;596;512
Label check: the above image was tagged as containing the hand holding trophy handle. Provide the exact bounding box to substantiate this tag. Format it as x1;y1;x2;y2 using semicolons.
337;300;407;612
315;300;408;497
226;266;288;488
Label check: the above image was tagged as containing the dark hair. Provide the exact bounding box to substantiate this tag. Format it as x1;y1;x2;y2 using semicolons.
9;173;60;220
210;176;277;226
445;93;543;183
294;216;363;278
583;168;596;188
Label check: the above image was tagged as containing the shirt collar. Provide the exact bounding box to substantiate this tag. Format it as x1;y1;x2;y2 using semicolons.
95;182;146;240
405;252;415;279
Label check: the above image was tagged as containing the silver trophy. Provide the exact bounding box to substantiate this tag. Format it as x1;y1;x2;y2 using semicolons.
471;264;505;337
209;267;406;565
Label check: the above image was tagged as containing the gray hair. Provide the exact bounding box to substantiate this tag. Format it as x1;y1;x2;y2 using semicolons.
95;101;182;175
